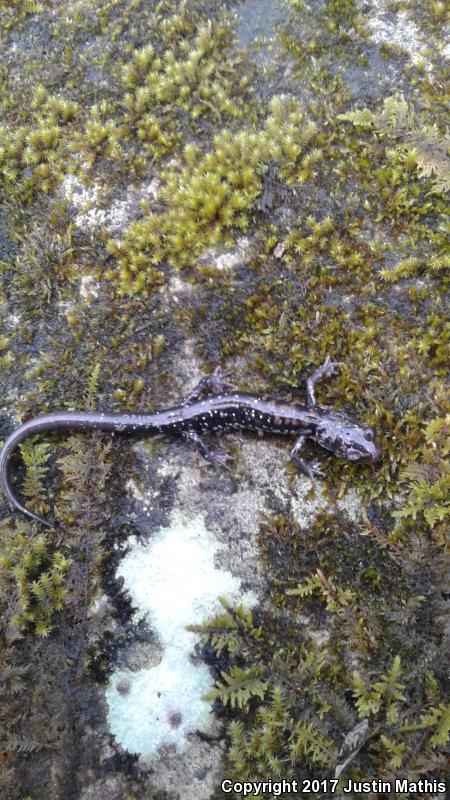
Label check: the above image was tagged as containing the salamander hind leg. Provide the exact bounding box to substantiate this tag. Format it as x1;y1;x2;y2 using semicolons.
306;355;342;407
182;367;233;405
290;435;324;479
183;430;233;471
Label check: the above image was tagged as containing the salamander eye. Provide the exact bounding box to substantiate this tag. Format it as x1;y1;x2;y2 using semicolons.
364;431;373;442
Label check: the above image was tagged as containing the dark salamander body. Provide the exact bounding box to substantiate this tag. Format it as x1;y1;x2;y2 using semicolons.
0;358;381;527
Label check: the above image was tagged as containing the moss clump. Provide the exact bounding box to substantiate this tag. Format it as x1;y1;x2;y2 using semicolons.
69;101;123;170
283;0;365;64
0;4;250;200
121;20;248;123
0;529;71;637
0;221;79;317
338;94;450;200
0;92;77;201
107;95;308;292
0;334;13;370
390;415;449;542
386;0;450;36
0;0;42;34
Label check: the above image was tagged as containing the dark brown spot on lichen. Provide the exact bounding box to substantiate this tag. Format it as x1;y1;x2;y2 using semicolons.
167;710;182;729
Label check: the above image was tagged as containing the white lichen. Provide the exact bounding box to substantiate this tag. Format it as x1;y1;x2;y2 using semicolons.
105;512;257;762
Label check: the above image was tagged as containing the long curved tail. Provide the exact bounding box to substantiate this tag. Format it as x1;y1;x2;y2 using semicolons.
0;412;132;528
0;421;54;527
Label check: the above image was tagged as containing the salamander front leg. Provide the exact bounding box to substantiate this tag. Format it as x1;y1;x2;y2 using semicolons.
183;430;232;471
290;435;324;479
306;355;342;407
182;367;232;406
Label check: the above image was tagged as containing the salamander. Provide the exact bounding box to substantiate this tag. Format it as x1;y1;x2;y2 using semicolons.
0;357;381;527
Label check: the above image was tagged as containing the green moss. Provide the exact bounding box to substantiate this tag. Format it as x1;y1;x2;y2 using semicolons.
194;507;449;794
386;0;450;35
338;94;450;199
283;0;365;64
0;95;76;201
106;95;309;292
0;334;13;369
121;21;248;123
1;3;250;199
0;528;71;636
390;415;449;542
0;0;42;34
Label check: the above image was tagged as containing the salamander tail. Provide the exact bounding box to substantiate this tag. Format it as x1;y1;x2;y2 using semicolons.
0;432;54;528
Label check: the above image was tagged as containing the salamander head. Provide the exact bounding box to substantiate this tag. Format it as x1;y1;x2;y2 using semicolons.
314;409;381;465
